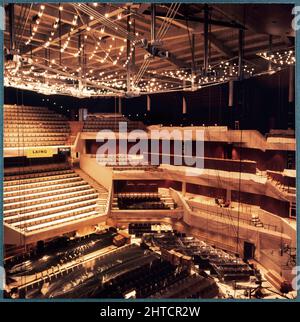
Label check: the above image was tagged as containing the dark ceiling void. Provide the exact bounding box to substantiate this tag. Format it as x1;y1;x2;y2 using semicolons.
4;66;294;134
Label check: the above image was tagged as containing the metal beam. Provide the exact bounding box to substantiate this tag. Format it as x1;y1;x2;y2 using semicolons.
127;8;131;92
238;28;244;80
145;44;190;69
203;4;209;74
143;10;246;30
8;4;15;52
208;33;234;58
268;34;273;71
151;3;156;44
191;33;196;71
31;61;123;94
23;6;126;55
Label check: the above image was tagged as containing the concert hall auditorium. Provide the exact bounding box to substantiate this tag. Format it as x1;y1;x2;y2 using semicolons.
3;3;296;299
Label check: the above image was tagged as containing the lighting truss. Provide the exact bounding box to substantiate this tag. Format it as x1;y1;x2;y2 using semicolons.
257;48;295;66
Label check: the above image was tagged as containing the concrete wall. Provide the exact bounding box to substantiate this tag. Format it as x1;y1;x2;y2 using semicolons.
79;154;113;190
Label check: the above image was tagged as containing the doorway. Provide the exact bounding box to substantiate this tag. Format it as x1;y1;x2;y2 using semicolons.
244;241;256;260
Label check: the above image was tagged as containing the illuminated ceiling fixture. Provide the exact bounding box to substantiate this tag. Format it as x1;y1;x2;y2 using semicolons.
257;48;295;65
25;5;45;45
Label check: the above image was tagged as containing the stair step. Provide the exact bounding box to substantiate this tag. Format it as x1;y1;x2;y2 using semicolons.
24;210;100;232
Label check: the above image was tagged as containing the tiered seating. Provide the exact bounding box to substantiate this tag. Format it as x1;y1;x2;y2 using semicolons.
266;170;296;194
5;231;115;277
96;154;160;171
83;114;146;132
144;233;254;282
4;105;70;148
129;222;172;237
250;214;264;228
267;129;295;138
3;166;108;236
112;192;175;210
97;154;145;166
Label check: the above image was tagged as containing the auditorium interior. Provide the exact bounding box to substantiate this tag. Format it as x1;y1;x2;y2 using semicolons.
3;3;297;299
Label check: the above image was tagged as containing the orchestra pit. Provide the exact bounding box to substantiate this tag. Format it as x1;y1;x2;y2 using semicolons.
3;3;296;299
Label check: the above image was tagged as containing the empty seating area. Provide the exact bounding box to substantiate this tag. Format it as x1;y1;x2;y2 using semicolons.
4;105;70;148
129;222;173;237
96;154;161;171
143;232;254;282
266;129;295;138
150;274;219;299
266;170;296;194
5;231;116;277
7;243;217;299
3;165;108;236
112;192;175;210
97;153;145;166
83;114;146;132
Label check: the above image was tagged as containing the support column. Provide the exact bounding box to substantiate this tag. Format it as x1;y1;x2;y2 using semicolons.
182;182;186;196
226;189;231;202
238;29;244;81
118;97;122;114
228;67;234;107
288;65;294;104
255;233;261;261
228;79;234;128
268;35;273;72
147;95;151;112
191;33;196;90
287;65;295;168
79;108;88;121
83;140;87;154
191;33;195;72
182;96;187;114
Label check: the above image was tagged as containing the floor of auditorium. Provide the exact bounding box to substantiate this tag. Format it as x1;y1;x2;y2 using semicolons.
4;226;296;300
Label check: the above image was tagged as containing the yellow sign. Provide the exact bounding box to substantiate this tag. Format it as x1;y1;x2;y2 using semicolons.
26;148;57;158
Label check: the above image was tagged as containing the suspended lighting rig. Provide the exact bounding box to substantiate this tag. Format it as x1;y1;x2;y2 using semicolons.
4;3;294;97
257;48;295;66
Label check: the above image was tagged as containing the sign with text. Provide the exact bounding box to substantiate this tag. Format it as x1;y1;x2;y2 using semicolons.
26;148;57;158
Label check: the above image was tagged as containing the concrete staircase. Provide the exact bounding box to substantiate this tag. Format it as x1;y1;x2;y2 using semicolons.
159;189;175;210
250;214;264;228
74;168;109;213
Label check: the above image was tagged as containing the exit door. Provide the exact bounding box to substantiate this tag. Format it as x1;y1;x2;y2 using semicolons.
244;241;255;260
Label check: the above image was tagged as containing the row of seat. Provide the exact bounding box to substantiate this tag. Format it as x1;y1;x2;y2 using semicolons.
112;191;175;210
83;115;146;132
5;164;71;176
6;132;68;138
4;116;66;122
4;121;68;126
4;111;64;116
5;181;87;200
5;105;55;111
4;105;70;148
4;167;108;234
83;125;145;132
4;176;82;193
84;120;141;125
4;168;74;182
87;115;128;121
3;126;67;136
5;142;67;148
4;170;78;187
116;193;160;198
112;166;161;171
